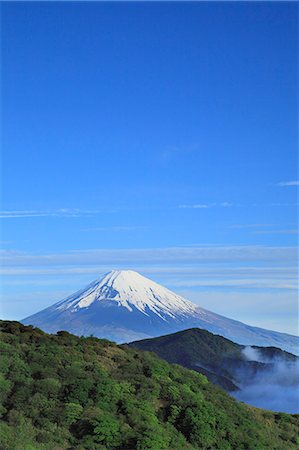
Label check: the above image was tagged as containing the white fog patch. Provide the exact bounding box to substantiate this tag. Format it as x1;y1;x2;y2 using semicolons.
242;346;265;362
231;346;299;413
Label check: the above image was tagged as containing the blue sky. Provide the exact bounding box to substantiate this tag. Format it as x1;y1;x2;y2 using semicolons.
1;2;298;334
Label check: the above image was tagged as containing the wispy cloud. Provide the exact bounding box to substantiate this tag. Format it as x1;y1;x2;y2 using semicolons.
0;208;106;218
4;288;297;335
170;278;297;290
229;224;275;229
2;263;297;278
2;270;297;291
2;247;297;333
180;202;298;210
276;181;299;187
253;229;298;235
229;224;298;234
82;226;147;232
271;203;299;207
179;204;210;209
179;202;233;209
2;264;296;277
160;143;199;162
1;245;297;267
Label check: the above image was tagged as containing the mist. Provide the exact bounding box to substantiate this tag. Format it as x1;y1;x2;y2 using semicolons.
231;347;299;414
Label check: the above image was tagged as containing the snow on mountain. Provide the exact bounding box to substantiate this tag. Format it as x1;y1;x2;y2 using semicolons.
55;270;199;319
22;270;299;354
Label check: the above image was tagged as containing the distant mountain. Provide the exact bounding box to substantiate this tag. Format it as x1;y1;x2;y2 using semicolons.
128;328;298;395
1;320;299;449
23;270;299;354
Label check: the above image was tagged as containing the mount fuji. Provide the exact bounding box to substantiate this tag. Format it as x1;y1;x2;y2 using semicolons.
23;270;299;354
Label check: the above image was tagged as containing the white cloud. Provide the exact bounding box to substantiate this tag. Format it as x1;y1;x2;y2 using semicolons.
0;208;108;218
2;269;298;334
179;202;233;209
2;266;297;291
1;248;297;334
180;201;298;210
229;224;275;229
2;263;296;277
276;181;299;187
271;203;299;207
0;245;297;267
1;247;297;294
179;204;210;209
253;229;298;235
220;202;233;207
82;226;147;232
171;278;297;290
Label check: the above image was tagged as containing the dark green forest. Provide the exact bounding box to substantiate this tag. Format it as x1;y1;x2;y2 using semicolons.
129;328;298;392
0;321;298;450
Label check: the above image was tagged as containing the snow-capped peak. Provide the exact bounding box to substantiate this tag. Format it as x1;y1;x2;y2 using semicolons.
55;269;198;321
23;269;299;354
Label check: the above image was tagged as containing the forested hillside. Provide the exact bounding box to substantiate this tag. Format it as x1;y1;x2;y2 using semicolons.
0;321;298;450
129;328;298;392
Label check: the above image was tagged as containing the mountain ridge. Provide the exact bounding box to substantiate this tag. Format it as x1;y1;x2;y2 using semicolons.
23;270;299;354
128;327;299;403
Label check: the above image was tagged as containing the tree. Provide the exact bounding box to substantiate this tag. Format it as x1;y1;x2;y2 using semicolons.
91;414;120;448
137;429;170;450
64;402;84;426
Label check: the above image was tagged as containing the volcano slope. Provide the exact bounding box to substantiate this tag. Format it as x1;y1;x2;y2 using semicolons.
22;270;299;355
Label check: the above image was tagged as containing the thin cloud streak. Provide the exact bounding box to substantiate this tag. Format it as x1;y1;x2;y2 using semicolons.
253;229;298;235
276;181;299;187
0;208;112;218
2;276;297;291
2;251;297;334
82;226;147;232
179;204;210;209
2;264;297;277
229;224;275;229
180;202;298;210
2;264;297;334
179;202;233;209
271;203;299;207
1;245;297;267
170;279;297;290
